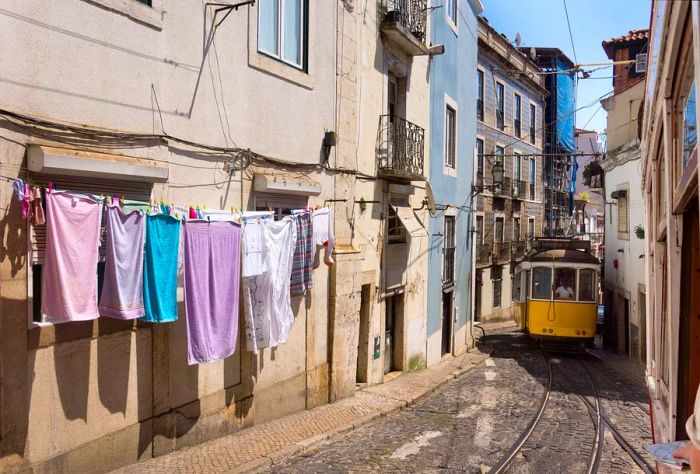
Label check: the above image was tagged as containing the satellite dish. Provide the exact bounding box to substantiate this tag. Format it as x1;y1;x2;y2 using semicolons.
530;47;537;60
425;181;436;213
515;32;521;47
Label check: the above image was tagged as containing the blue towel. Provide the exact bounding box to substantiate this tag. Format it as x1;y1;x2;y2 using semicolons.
142;214;181;323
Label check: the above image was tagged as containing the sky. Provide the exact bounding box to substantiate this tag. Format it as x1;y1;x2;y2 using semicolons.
481;0;652;137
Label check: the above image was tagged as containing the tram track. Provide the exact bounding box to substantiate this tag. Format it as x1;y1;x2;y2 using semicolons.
583;350;650;416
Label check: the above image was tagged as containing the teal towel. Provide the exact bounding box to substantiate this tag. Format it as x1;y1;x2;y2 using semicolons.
142;214;181;323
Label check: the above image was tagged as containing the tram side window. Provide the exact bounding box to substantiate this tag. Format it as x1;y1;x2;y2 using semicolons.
578;269;596;302
532;267;552;299
512;272;522;302
553;268;577;301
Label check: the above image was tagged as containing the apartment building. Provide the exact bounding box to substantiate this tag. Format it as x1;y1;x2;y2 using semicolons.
574;128;605;260
474;17;547;323
600;29;648;361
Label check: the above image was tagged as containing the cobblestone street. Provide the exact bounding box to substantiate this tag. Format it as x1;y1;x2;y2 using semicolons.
272;328;653;473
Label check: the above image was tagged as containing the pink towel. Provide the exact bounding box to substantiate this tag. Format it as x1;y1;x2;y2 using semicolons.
41;190;103;321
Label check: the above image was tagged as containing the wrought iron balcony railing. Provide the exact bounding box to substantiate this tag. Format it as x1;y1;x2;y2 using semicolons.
494;241;511;262
511;179;526;200
492;176;511;198
512;241;527;259
380;0;428;55
476;242;492;266
377;114;425;181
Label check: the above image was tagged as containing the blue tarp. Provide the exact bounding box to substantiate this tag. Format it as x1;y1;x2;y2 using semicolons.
556;58;576;153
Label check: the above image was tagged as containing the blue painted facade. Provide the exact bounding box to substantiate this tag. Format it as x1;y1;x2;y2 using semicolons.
426;0;481;354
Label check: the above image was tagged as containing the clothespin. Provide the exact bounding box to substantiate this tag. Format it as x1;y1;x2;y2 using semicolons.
207;215;211;223
203;204;207;210
106;195;112;206
120;195;125;205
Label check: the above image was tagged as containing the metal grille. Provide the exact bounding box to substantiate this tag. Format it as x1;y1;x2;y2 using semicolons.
382;0;427;43
377;114;425;179
443;216;455;284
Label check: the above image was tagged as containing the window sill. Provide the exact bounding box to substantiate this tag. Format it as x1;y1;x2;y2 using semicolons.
443;165;457;177
82;0;163;29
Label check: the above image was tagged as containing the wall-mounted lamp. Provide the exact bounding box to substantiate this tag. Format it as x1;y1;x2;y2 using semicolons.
321;131;336;165
470;160;504;196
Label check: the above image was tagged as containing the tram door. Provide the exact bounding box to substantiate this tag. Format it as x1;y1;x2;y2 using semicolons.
677;201;700;439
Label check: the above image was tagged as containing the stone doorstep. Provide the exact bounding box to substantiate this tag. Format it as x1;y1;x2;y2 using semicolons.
234;347;492;474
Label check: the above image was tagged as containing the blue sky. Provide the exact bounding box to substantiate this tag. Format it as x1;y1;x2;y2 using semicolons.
481;0;652;135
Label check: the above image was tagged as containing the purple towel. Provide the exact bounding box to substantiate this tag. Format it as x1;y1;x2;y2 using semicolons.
183;221;241;365
99;203;146;319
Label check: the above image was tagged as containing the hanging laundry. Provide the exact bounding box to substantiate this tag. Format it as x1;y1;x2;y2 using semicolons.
241;211;273;277
29;187;45;225
99;203;146;320
12;178;25;201
189;206;197;219
243;217;297;352
22;183;30;220
183;221;241;364
41;190;103;321
142;213;181;323
312;207;336;267
120;199;151;214
201;209;239;222
290;211;313;295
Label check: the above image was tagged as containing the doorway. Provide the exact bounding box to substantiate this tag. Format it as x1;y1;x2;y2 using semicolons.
441;291;453;356
356;284;371;384
384;293;404;375
676;200;700;440
624;297;630;355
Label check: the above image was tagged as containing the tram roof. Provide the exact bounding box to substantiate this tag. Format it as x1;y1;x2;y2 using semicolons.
528;248;599;264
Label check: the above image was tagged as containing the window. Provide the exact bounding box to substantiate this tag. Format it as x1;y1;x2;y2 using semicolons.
513;153;521;181
514;94;522;138
530;104;536;144
258;0;307;70
495;146;504;167
137;0;152;5
476;138;484;176
446;0;457;26
477;70;484;121
531;267;552;300
255;192;308;220
635;53;648;74
387;206;407;244
578;269;596;302
496;82;505;130
528;217;535;241
445;105;456;169
512;272;522;302
683;83;697;169
513;217;520;242
493;278;502;308
495;217;504;243
553;268;577;301
617;194;629;234
443;216;456;284
529;157;536;199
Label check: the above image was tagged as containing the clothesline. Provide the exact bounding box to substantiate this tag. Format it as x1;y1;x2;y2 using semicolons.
18;180;336;366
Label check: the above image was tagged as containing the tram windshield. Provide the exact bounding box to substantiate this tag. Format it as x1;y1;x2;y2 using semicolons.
531;267;552;299
553;268;577;300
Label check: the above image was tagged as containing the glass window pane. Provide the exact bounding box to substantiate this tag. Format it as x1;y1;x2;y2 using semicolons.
282;0;302;66
259;0;279;56
532;267;551;300
683;83;697;169
578;269;596;302
553;268;577;301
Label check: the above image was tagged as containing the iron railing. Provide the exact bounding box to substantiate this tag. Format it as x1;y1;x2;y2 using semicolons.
377;114;425;179
492;176;511;198
494;241;511;262
511;179;526;199
381;0;427;43
496;109;504;130
512;240;527;259
476;242;491;266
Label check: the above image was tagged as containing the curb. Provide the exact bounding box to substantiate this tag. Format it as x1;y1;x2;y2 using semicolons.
238;348;490;473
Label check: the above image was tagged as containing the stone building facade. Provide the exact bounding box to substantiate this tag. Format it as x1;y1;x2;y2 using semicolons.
474;17;547;324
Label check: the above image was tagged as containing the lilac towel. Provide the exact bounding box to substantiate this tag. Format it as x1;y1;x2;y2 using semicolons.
184;221;241;365
41;190;103;321
99;204;146;319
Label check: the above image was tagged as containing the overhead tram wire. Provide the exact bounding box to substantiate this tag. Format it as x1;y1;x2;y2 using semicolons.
562;0;578;66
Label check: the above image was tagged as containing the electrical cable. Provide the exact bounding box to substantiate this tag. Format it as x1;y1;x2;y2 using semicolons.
562;0;578;66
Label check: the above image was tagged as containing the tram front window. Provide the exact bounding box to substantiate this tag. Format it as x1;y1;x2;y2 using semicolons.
532;267;552;299
554;268;577;300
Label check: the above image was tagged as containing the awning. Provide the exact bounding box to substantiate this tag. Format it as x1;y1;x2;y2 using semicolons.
391;203;429;237
254;173;321;196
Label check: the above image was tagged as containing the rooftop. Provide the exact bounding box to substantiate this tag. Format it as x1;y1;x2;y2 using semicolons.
602;29;649;58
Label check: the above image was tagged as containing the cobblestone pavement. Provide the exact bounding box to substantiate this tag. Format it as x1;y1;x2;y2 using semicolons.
273;329;653;474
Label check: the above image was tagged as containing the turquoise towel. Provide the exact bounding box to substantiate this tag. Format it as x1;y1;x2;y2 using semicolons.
142;214;181;323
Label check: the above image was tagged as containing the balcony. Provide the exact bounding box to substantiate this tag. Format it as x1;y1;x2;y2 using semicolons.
377;114;426;181
494;241;511;263
511;179;526;200
380;0;429;56
476;242;492;267
496;109;504;130
492;176;511;198
512;240;527;260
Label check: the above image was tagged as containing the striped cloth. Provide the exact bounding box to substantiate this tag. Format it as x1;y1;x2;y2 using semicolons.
290;211;313;295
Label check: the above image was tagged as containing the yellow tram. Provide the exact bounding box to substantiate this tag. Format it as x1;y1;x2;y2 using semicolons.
512;247;600;343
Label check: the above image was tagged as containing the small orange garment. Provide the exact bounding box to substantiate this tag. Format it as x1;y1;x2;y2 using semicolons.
29;187;45;225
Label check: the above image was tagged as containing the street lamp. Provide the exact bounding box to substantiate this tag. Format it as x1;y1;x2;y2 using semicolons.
471;159;505;196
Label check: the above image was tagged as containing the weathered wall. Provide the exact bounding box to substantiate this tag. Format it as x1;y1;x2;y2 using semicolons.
603;81;645;154
0;0;337;470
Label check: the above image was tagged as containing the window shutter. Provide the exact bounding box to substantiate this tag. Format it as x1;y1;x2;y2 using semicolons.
617;196;629;233
30;174;153;265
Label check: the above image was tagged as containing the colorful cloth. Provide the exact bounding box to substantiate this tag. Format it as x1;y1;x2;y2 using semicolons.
290;211;313;295
41;190;103;321
29;187;45;225
183;221;241;365
99;203;146;319
142;213;181;323
243;217;297;352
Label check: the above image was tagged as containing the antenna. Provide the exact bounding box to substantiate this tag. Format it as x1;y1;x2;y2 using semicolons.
530;47;537;60
515;32;521;47
425;181;437;214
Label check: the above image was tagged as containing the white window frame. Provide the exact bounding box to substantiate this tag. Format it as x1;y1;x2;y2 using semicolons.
476;135;485;177
446;0;459;35
495;81;506;131
257;0;307;70
442;215;457;285
444;94;458;176
529;156;536;200
494;216;505;243
514;92;522;138
513;216;521;242
635;53;648;74
528;216;536;240
477;67;485;122
529;101;537;145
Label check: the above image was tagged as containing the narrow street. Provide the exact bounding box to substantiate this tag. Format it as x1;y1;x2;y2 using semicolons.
272;328;653;473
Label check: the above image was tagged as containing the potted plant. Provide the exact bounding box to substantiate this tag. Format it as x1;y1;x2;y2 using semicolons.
633;224;645;239
582;161;604;188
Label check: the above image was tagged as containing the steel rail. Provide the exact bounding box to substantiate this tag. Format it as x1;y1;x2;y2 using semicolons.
488;348;552;474
577;359;604;474
583;350;650;416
